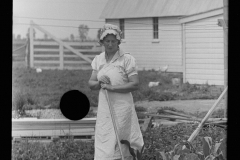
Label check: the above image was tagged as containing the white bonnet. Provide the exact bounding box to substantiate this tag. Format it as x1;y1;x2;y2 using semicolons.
99;24;122;41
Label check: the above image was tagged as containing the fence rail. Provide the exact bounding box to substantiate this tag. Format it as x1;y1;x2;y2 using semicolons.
12;41;28;62
13;22;104;70
32;40;102;70
29;21;104;70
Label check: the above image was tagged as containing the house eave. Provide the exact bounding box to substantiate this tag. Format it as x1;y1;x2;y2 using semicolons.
179;8;223;23
101;15;184;20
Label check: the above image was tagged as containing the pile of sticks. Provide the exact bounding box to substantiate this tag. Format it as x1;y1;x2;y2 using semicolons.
141;86;228;146
141;86;228;135
145;110;227;129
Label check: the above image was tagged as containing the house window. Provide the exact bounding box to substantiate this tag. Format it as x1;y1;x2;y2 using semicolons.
119;19;125;39
153;17;158;39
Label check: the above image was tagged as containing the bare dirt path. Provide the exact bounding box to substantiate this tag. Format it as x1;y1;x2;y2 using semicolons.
135;99;226;114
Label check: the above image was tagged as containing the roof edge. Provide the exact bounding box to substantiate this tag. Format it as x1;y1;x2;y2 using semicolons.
180;7;223;23
101;15;184;20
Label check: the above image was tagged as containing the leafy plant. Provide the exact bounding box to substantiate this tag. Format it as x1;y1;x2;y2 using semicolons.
157;137;226;160
148;91;175;101
179;82;198;93
12;122;226;160
137;112;146;119
12;92;38;118
135;106;147;113
135;107;148;119
12;137;94;160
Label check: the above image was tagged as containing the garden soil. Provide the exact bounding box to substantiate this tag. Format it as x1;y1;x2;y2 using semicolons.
135;99;226;114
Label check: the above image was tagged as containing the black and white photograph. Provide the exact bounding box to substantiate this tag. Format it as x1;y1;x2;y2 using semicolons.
12;0;227;159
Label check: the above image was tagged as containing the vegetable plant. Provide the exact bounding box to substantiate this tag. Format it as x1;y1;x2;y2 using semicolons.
157;137;226;160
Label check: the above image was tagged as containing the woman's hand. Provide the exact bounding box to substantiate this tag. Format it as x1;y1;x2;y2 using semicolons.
100;83;113;91
98;75;111;84
101;74;139;93
89;71;101;90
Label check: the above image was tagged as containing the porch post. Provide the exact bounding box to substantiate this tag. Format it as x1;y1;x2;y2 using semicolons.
30;21;34;68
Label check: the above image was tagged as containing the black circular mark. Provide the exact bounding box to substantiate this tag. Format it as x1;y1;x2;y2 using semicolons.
60;90;90;121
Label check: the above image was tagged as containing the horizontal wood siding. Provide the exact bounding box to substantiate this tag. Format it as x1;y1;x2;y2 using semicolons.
107;18;183;72
185;15;224;85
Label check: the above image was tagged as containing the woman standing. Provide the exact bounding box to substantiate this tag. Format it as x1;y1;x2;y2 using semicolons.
88;24;144;160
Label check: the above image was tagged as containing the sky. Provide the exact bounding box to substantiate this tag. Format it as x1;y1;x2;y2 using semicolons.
13;0;109;40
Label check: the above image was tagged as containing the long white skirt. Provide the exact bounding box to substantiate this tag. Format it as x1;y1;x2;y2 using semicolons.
94;89;144;160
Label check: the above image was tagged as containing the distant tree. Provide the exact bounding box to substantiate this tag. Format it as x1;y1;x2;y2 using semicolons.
44;33;48;40
70;34;75;41
78;24;89;42
26;28;36;39
17;34;21;40
97;28;101;40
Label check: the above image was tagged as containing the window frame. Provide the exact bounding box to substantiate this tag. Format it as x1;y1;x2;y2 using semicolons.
153;17;159;39
119;19;125;39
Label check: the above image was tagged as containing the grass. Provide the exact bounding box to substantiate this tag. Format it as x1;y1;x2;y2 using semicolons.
12;67;222;113
13;68;98;109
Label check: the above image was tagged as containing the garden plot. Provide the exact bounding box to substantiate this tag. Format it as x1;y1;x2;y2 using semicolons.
12;67;227;160
12;108;227;160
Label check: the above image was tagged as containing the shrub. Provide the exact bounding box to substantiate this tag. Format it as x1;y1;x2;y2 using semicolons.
25;94;38;105
135;106;147;113
12;92;39;118
179;82;198;93
160;75;173;85
13;92;26;112
137;112;146;119
148;92;175;101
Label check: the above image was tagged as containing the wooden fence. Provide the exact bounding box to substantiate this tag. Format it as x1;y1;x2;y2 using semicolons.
29;21;103;70
31;41;102;70
12;40;28;62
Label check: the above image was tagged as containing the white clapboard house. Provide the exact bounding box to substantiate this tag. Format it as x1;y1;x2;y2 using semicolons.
99;0;224;85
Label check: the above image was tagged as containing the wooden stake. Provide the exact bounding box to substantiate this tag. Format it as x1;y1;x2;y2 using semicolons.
188;87;227;143
223;0;228;118
59;44;64;70
163;110;197;119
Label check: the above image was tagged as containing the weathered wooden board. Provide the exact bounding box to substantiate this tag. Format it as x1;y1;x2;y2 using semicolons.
12;128;95;137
